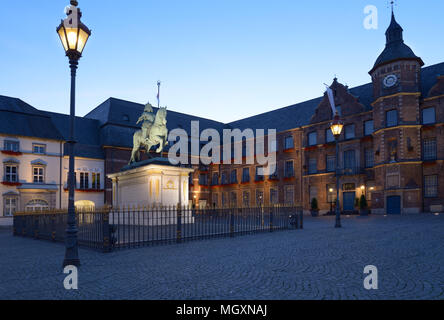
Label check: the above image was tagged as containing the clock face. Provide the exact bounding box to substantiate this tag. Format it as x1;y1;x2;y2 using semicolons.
383;74;398;88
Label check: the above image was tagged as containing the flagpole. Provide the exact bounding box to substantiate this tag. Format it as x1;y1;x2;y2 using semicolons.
157;81;161;108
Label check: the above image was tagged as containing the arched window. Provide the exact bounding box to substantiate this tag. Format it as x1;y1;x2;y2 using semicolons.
25;199;49;212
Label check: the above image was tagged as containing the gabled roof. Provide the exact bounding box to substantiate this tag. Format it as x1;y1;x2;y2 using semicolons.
0;95;64;141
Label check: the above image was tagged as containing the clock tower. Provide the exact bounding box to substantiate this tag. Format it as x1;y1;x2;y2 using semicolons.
369;9;425;214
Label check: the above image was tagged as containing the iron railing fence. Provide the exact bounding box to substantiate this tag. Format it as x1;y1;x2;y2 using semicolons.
13;205;303;252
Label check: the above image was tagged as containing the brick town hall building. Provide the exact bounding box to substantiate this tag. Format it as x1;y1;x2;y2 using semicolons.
1;11;443;224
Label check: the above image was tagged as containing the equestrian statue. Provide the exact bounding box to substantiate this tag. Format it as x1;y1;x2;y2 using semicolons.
129;102;169;164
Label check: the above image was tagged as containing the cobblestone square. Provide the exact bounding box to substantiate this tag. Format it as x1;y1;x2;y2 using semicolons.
0;214;443;300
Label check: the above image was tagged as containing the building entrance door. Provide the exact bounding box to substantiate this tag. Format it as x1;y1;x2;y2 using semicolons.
387;196;401;214
343;192;355;212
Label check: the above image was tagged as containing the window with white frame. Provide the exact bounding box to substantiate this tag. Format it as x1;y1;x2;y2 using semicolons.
25;199;49;212
79;172;89;189
4;164;18;182
92;173;101;189
33;167;44;184
3;197;18;216
32;144;46;154
4;140;19;152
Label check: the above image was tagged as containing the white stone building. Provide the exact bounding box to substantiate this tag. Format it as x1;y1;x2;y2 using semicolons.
0;96;105;226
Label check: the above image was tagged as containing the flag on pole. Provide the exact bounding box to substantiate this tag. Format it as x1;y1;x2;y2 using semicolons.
324;83;337;115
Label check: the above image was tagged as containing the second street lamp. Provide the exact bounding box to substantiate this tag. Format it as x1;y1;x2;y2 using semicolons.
57;0;91;267
330;112;343;228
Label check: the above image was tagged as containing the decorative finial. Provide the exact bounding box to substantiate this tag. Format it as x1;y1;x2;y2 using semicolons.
70;0;78;6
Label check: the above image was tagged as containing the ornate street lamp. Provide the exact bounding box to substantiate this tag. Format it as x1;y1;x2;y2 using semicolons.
57;0;91;267
330;112;343;228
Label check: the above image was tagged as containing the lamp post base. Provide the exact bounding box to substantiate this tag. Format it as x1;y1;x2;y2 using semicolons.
63;258;81;268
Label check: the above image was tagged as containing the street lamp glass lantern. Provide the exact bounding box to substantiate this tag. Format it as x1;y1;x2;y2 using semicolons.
330;112;344;138
57;2;91;58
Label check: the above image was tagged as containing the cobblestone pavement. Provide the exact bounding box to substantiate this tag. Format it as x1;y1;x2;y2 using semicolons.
0;214;443;300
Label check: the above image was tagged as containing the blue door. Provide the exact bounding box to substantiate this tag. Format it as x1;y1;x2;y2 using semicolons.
343;192;355;212
387;196;401;214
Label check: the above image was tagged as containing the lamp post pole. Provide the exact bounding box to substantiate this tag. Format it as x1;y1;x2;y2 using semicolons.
63;57;80;267
57;0;91;267
334;135;341;228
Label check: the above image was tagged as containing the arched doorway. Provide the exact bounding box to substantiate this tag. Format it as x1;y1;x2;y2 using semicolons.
74;200;95;212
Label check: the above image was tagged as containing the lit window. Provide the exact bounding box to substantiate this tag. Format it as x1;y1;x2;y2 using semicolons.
92;173;101;190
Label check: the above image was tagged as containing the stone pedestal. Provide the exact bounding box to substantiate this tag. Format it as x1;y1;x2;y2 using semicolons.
107;158;194;225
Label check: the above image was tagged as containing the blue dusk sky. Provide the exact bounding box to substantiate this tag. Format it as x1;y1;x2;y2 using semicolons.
0;0;443;123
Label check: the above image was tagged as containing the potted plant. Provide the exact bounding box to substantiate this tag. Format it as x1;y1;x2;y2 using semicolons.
359;194;369;216
310;198;319;217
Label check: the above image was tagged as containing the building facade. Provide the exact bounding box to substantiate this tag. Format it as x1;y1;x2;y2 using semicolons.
1;11;443;223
